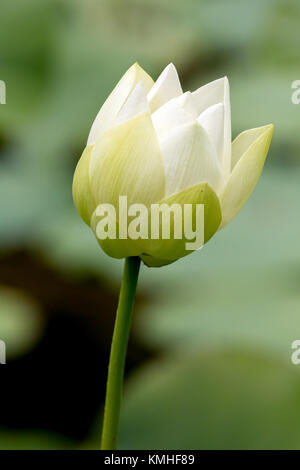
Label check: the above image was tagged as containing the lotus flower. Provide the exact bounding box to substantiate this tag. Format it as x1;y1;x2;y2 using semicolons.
73;63;273;267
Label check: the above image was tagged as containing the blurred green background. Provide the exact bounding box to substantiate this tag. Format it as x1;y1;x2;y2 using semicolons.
0;0;300;450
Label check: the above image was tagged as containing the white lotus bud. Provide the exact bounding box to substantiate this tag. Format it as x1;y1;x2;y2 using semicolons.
73;63;273;267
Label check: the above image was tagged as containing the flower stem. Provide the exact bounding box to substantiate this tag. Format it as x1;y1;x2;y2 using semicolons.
101;256;141;450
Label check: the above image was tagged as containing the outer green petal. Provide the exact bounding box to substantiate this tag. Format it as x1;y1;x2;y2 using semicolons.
96;237;142;260
140;182;222;267
220;124;274;229
90;209;143;259
72;145;96;226
90;112;165;208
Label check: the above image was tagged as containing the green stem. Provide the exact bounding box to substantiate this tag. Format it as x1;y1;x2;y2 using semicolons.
101;256;141;450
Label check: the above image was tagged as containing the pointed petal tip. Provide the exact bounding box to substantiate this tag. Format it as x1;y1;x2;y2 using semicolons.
265;123;274;132
217;75;228;82
131;61;142;72
261;123;274;140
148;62;182;112
256;123;274;131
156;62;180;81
220;76;229;90
129;62;150;77
234;123;274;145
261;123;274;143
127;62;139;71
166;62;177;71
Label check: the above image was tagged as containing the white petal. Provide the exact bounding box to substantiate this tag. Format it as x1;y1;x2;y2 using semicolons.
151;92;196;143
87;63;153;145
114;82;149;126
160;121;224;197
192;77;231;178
147;63;183;113
197;103;224;161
